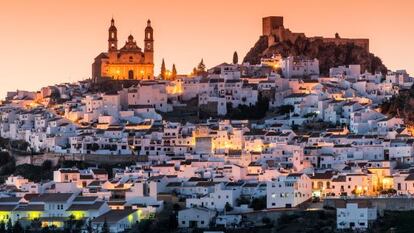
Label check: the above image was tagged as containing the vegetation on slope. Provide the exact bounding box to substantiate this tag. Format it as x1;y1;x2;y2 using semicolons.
381;86;414;127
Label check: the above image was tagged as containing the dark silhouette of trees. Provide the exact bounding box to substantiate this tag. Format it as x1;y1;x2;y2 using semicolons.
172;64;177;79
160;58;166;79
233;51;238;64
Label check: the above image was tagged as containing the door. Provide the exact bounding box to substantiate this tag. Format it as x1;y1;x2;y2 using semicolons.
128;70;134;80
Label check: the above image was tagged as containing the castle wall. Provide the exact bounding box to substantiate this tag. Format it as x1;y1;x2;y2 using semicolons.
311;37;369;52
263;16;369;52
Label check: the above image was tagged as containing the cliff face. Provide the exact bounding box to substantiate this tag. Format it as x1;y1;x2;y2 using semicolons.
243;35;387;75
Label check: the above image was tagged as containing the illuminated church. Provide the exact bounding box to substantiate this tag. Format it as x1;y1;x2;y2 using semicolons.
92;18;154;81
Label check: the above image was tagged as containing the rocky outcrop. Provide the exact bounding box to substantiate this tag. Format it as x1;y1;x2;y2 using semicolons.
243;35;387;75
381;87;414;126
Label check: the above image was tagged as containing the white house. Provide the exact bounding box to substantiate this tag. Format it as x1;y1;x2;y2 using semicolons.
336;201;377;230
178;207;217;228
281;56;319;78
266;173;312;208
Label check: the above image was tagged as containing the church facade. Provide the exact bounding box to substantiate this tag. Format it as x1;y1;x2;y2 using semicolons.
92;18;154;82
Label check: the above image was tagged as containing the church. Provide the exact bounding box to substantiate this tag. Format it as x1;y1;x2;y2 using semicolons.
92;18;154;82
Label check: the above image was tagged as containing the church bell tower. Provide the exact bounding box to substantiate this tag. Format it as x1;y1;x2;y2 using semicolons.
108;18;118;52
144;19;154;64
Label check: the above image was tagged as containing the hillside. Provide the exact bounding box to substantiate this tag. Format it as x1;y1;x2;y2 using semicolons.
381;86;414;127
243;35;387;75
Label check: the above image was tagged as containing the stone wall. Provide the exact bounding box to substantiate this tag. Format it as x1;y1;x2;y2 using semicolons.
262;16;370;52
324;197;414;215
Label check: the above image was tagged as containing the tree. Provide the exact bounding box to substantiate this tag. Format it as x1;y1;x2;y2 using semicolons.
262;216;272;226
225;202;233;212
250;196;266;211
236;196;250;206
85;219;93;233
0;221;5;233
12;220;24;233
278;105;294;115
6;219;12;233
30;218;42;232
131;219;152;233
160;59;166;79
172;64;177;80
172;203;181;212
101;219;110;233
41;226;52;233
41;160;53;171
0;151;12;166
233;51;238;64
197;59;206;73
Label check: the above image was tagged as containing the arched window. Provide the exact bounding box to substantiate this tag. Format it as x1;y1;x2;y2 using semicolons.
111;32;115;38
147;32;150;39
129;56;133;62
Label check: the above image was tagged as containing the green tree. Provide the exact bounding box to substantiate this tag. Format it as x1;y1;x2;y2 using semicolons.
233;51;238;64
160;58;166;79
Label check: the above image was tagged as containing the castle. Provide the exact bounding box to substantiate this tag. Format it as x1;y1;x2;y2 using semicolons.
92;18;154;82
262;16;369;52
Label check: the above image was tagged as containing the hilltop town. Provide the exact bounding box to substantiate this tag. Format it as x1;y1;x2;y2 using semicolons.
0;16;413;233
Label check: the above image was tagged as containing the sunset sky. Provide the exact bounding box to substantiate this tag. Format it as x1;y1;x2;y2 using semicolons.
0;0;413;98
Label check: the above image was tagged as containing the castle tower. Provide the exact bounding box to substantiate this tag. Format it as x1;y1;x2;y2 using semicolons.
108;18;118;51
262;16;284;36
144;19;154;64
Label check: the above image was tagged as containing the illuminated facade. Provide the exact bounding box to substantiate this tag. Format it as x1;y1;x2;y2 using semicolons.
92;18;154;81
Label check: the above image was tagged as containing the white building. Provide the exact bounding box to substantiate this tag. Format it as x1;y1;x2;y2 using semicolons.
336;201;377;230
267;173;312;208
178;207;217;228
281;56;319;78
